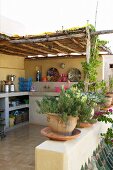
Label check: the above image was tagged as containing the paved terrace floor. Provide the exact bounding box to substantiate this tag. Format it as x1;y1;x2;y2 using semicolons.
0;124;47;170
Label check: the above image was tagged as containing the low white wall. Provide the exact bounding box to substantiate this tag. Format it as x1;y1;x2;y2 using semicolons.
35;121;111;170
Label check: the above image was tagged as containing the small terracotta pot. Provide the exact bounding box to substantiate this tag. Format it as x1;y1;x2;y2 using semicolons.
47;113;79;136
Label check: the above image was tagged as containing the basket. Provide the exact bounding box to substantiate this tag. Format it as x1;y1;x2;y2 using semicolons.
19;77;32;91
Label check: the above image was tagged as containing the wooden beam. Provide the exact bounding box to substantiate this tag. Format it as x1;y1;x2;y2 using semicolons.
21;44;54;55
91;29;113;36
36;43;67;54
85;24;91;92
0;44;41;56
0;48;27;57
86;26;90;63
25;54;85;60
10;33;86;44
54;41;78;53
71;38;84;49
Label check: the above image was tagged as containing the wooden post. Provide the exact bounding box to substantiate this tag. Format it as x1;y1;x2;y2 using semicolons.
85;23;91;92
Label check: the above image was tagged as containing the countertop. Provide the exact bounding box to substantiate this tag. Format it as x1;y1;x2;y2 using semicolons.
29;91;59;97
0;91;59;98
0;91;29;98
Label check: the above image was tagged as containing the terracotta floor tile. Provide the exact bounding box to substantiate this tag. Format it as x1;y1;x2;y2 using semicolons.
0;124;47;170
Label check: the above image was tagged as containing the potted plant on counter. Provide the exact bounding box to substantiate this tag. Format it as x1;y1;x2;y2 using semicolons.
36;86;82;136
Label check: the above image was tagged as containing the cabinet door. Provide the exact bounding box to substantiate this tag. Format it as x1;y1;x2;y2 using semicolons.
29;96;47;126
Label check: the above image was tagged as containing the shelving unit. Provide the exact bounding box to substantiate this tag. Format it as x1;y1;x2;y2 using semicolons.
0;92;29;130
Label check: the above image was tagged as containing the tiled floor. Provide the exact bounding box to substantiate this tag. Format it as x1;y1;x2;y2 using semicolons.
0;124;47;170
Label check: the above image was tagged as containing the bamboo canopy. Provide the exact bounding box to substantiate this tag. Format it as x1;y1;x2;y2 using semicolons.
0;26;112;58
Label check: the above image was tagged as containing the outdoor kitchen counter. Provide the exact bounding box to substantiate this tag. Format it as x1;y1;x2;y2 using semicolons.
29;91;59;125
29;91;59;96
0;91;29;98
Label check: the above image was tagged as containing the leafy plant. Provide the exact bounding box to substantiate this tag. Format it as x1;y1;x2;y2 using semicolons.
81;25;107;89
78;92;97;123
36;86;82;122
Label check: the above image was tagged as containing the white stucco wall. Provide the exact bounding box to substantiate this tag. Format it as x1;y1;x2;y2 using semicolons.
103;55;113;81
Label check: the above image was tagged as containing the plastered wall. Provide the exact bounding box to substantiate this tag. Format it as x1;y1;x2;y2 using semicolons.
24;57;103;82
0;54;25;91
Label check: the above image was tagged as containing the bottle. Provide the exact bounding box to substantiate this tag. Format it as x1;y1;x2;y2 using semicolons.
36;70;41;81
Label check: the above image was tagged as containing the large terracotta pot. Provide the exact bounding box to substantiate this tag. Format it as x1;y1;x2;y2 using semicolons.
47;113;78;136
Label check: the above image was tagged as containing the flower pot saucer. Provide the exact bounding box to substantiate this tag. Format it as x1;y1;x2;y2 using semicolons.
78;122;94;128
41;127;81;141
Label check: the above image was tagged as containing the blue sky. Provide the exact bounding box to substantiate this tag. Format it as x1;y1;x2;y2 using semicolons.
0;0;113;51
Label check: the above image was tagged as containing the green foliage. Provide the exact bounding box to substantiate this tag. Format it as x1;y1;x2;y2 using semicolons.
101;128;113;146
36;86;83;122
78;92;97;122
97;110;113;146
81;25;107;83
99;80;107;95
36;96;58;114
73;81;85;92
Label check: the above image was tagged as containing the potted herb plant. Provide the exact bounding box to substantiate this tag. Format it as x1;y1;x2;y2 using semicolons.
36;86;82;136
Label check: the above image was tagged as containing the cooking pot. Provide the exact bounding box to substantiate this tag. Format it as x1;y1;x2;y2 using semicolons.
9;84;15;92
3;84;9;92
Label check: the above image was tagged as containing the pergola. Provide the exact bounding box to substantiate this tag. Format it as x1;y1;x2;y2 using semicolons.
0;26;112;59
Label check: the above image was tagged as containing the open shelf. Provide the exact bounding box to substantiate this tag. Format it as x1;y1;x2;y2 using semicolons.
9;104;29;111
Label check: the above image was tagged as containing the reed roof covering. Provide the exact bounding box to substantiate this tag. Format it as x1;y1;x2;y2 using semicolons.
0;26;111;58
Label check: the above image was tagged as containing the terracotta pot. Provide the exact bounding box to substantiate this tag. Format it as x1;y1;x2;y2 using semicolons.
104;96;112;108
47;113;78;136
106;93;113;104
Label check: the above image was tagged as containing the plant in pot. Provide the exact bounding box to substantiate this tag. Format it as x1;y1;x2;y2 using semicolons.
93;92;106;113
77;92;97;128
99;80;112;108
36;86;82;136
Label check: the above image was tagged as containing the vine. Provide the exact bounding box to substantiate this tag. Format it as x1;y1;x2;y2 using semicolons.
81;25;107;83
